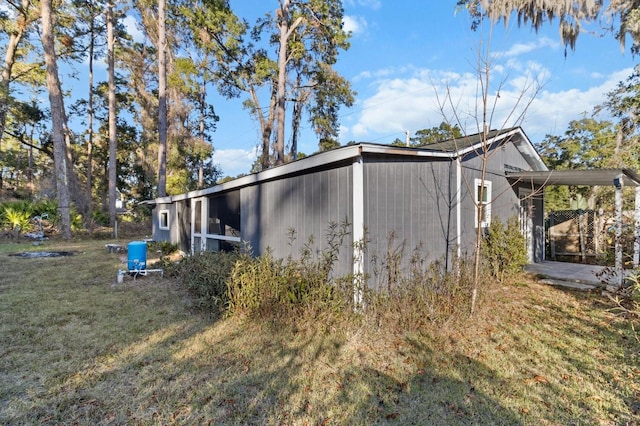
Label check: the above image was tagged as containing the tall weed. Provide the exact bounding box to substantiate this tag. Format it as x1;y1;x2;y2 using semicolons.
227;221;353;323
366;241;475;329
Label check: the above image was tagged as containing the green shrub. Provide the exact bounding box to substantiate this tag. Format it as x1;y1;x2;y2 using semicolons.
227;221;352;321
32;199;58;219
148;240;178;256
1;205;33;236
167;250;241;317
0;199;70;235
483;217;528;283
92;210;110;226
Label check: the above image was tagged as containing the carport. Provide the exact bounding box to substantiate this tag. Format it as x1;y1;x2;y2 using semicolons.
507;168;640;286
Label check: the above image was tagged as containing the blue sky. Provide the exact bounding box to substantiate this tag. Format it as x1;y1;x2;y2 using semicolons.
203;1;636;177
3;2;634;178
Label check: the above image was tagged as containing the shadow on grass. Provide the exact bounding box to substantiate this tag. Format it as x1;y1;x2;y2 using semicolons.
1;244;636;424
489;283;638;424
2;305;524;424
123;319;524;425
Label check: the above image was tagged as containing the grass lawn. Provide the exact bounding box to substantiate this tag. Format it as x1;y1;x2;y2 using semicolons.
0;237;638;425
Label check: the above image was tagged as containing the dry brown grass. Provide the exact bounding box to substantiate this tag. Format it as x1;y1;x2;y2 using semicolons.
0;238;638;425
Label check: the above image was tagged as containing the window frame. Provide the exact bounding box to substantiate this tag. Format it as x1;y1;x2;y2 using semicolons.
474;178;492;228
158;209;170;230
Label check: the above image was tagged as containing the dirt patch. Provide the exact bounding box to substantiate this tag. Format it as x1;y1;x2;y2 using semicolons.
9;251;76;258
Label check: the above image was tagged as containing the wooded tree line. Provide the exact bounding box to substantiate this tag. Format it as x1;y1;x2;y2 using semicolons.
0;0;354;237
3;0;640;239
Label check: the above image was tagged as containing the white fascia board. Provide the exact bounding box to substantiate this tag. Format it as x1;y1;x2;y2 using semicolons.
457;128;548;172
360;144;454;158
453;128;521;156
511;129;548;172
153;145;364;204
152;143;456;205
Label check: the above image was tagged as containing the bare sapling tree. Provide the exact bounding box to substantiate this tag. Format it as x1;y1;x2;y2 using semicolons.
436;22;543;314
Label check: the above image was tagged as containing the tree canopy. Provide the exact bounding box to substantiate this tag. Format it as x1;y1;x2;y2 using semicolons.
0;0;355;231
458;0;640;53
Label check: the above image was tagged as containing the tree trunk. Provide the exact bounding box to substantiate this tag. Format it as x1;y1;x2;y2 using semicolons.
249;83;275;171
41;0;72;239
198;81;206;188
275;0;295;166
0;0;35;153
107;0;118;228
0;32;22;157
290;71;308;161
157;0;168;197
87;1;96;222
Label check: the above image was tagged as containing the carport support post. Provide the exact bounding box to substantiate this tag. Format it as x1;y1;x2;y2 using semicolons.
614;176;623;286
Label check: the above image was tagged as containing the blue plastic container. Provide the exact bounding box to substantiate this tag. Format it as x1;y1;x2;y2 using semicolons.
127;241;147;270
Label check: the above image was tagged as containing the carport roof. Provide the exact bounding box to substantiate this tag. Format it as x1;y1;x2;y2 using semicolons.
506;168;640;187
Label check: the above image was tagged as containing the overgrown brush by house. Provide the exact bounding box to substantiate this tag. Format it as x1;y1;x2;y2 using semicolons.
166;250;241;317
148;240;178;256
483;217;528;283
227;223;355;324
170;219;525;330
227;249;353;323
607;270;640;337
367;255;476;329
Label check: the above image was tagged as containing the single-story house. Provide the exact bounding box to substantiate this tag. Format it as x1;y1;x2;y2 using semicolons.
149;127;549;290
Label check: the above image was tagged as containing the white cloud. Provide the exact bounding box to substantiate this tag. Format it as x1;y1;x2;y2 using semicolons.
343;15;368;36
0;3;12;16
341;65;634;144
353;65;414;83
497;37;559;58
213;147;259;177
123;15;145;44
523;68;632;139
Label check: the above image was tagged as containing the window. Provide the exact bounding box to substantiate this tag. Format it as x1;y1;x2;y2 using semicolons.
474;178;492;228
158;209;170;230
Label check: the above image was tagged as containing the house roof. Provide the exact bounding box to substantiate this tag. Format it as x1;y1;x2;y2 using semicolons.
423;127;547;172
423;127;518;152
506;168;640;187
153;126;545;204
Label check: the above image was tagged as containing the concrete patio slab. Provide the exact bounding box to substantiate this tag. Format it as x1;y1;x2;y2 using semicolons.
537;278;599;291
524;261;608;287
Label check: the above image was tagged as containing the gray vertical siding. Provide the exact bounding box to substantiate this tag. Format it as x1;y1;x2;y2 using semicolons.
241;163;354;278
152;202;173;242
152;200;188;253
151;135;547;286
458;142;545;260
362;155;457;289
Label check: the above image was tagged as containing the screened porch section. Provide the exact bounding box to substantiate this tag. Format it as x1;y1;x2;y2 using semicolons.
192;191;241;253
